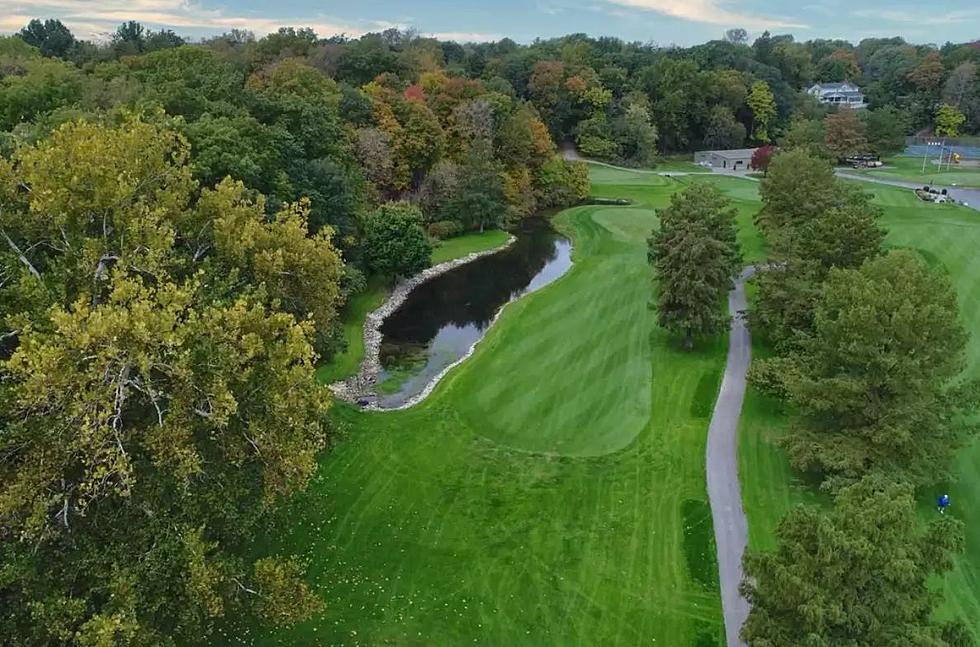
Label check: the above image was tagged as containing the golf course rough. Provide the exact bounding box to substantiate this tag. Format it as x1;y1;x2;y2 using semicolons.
227;165;773;646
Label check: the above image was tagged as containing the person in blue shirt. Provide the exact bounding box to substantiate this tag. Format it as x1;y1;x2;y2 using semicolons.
938;494;951;514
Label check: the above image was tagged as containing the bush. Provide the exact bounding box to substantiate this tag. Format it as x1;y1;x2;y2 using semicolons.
427;220;463;239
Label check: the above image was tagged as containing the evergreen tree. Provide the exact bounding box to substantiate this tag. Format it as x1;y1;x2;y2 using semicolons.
648;186;741;349
783;250;978;487
742;477;969;647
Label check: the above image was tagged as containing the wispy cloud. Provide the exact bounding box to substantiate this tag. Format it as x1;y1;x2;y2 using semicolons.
423;31;502;43
851;7;980;26
606;0;807;29
1;0;401;40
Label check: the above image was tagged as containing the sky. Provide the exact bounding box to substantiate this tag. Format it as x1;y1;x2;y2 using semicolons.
1;0;978;46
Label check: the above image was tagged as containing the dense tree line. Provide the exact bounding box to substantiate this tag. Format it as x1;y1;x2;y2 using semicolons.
0;18;594;646
743;149;978;644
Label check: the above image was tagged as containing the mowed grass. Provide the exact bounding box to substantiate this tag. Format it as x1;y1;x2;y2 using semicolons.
315;230;511;385
737;181;980;636
858;155;980;188
231;166;771;646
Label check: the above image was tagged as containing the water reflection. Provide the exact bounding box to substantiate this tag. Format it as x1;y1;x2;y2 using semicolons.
378;219;572;407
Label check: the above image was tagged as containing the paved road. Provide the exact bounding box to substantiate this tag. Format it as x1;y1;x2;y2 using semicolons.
836;171;980;210
560;145;759;181
707;266;756;647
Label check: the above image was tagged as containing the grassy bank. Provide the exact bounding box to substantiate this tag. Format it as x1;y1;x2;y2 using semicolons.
236;166;767;646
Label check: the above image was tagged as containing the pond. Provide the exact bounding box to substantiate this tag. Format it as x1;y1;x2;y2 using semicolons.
376;219;573;408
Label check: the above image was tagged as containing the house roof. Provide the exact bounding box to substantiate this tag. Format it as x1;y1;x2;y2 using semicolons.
811;82;861;92
702;148;758;159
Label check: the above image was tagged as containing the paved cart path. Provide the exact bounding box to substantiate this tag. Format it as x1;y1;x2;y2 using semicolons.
706;266;756;647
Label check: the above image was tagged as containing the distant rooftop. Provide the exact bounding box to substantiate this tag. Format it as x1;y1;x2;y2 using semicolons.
699;148;758;159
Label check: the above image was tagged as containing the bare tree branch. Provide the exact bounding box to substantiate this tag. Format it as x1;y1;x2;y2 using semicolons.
1;228;41;279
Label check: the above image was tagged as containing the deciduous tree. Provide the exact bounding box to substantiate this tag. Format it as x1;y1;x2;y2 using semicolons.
747;80;776;143
362;202;432;279
824;108;868;159
936;103;966;137
0;117;335;644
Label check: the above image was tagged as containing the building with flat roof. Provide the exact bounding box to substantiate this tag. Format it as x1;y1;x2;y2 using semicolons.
694;148;758;171
807;82;867;109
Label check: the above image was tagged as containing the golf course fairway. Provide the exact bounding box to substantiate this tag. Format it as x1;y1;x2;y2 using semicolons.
227;166;768;646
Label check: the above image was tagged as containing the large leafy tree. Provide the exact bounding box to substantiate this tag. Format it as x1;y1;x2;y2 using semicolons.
782;250;978;487
0;117;339;644
863;106;909;157
936;103;966;138
747;80;777;143
756;149;838;236
648;185;741;349
362;202;432;279
444;145;506;232
19;19;77;59
742;477;969;647
824;108;869;159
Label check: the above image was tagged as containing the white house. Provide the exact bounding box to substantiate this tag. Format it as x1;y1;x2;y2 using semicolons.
807;82;867;109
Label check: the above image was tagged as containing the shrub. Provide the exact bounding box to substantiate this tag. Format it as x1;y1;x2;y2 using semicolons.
427;220;462;239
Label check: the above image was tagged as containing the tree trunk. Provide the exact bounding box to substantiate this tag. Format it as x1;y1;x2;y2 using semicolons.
684;327;694;350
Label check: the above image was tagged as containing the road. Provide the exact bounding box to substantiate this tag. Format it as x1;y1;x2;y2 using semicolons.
706;266;756;647
836;171;980;210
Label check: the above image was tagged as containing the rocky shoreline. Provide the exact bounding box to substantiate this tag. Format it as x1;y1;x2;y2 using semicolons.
328;235;517;406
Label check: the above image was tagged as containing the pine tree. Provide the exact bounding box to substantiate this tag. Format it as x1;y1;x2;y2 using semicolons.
647;186;741;349
742;477;969;647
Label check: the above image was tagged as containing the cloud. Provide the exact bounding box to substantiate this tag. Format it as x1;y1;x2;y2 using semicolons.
0;0;401;40
605;0;807;29
423;31;502;43
850;7;980;26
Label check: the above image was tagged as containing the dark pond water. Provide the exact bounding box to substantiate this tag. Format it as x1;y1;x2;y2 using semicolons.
377;219;573;408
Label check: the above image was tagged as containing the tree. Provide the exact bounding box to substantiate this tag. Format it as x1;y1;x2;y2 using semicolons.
780;117;829;157
724;28;748;45
19;19;76;58
112;20;146;55
362;202;432;279
648;186;741;349
750;144;776;174
0;46;84;130
863;106;908;156
936;103;966;137
747;80;777;143
750;191;883;355
742;477;968;646
816;48;860;82
824;108;869;159
703;105;746;150
444;145;506;232
907;51;945;92
782;250;977;487
534;157;589;208
757;149;838;235
618;100;658;166
576;113;620;160
0;117;335;644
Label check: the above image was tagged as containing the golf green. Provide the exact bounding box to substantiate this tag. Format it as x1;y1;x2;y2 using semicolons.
233;166;767;646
